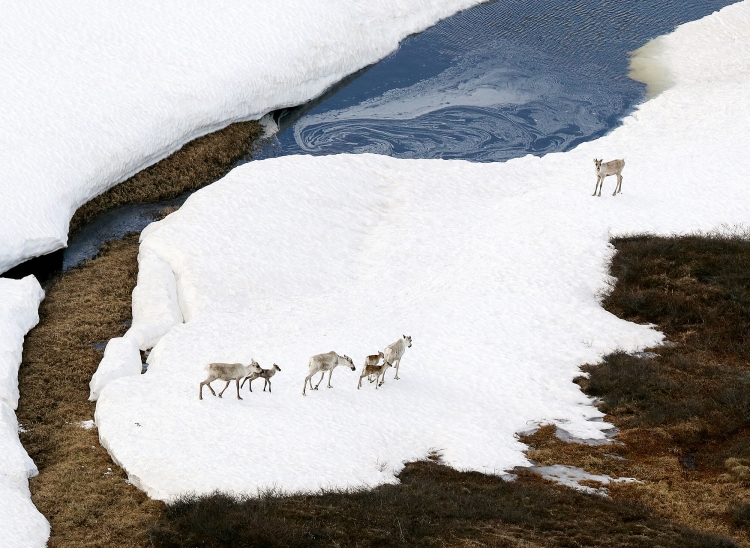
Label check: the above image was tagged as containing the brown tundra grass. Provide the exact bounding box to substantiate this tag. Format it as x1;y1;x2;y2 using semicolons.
17;235;163;547
68;120;261;235
524;232;750;546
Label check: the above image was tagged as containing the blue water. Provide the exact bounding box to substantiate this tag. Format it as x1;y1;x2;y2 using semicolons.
254;0;737;163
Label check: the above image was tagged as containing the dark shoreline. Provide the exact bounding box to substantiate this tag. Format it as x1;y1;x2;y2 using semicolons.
2;120;261;284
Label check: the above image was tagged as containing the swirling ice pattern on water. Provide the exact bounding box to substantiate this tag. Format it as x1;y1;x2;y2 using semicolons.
257;0;738;163
292;42;626;161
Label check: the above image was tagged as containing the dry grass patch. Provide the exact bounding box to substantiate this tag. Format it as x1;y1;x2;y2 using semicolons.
522;233;750;546
69;120;261;235
149;459;732;548
17;235;164;547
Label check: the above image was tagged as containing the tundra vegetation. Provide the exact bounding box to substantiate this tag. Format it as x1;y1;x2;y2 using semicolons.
524;232;750;545
68;121;261;236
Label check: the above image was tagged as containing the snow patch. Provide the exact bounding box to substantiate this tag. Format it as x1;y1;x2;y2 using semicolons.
89;336;143;402
92;1;750;501
0;276;49;547
530;464;640;496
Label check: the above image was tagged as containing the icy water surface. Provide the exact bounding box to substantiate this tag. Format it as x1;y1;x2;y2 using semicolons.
255;0;737;162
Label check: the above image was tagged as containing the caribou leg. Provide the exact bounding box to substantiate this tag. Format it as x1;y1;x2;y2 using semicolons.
303;375;311;395
199;380;216;400
218;380;232;398
313;371;325;390
327;369;333;388
236;378;243;400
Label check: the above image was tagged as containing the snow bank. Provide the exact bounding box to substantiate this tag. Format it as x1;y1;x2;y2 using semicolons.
0;0;482;274
89;337;142;402
0;278;44;410
94;1;750;500
0;277;49;547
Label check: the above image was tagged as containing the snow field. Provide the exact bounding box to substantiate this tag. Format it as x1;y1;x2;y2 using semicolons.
92;1;750;501
0;277;49;548
0;0;483;274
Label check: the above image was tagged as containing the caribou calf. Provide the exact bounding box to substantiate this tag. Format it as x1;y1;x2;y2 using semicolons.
303;351;355;395
364;351;384;383
592;158;625;197
241;363;281;393
384;335;412;381
199;360;262;400
358;360;392;389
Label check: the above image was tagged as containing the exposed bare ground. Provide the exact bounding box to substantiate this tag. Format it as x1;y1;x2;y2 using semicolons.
523;233;750;547
149;460;733;547
17;235;163;547
68;120;261;236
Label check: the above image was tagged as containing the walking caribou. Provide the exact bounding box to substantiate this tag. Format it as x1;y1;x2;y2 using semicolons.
384;335;412;381
199;360;262;400
241;363;281;393
303;351;355;395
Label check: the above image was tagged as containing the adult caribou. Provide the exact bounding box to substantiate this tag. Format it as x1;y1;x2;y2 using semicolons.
384;335;412;381
303;351;355;395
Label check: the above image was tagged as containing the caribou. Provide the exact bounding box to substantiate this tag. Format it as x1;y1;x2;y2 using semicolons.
592;158;625;197
241;363;281;393
303;351;355;395
199;360;262;400
384;335;412;381
358;359;392;389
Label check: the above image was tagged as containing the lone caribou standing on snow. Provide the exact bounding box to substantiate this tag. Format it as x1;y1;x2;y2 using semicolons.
592;158;625;197
303;351;355;395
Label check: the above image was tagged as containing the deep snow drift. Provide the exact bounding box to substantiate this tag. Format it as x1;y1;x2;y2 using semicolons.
93;2;750;500
0;277;49;548
0;0;482;274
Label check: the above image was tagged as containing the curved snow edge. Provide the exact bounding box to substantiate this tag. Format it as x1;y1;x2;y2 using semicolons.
88;247;183;401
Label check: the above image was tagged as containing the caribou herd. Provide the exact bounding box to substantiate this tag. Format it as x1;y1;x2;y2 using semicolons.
199;157;623;401
199;335;413;400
